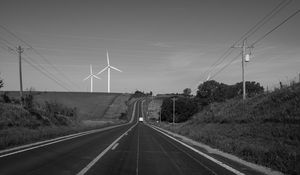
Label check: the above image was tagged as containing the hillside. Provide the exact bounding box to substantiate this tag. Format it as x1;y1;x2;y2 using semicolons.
154;83;300;175
4;91;121;120
0;91;132;150
103;94;130;120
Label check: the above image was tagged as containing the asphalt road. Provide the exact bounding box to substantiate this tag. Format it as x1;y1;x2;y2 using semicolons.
0;100;261;175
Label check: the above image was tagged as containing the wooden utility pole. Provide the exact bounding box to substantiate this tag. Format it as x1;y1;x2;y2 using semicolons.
159;107;162;123
172;97;176;125
232;39;252;100
17;46;24;104
242;39;246;100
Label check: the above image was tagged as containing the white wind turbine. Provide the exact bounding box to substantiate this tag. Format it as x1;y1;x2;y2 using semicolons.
83;65;101;92
97;51;122;93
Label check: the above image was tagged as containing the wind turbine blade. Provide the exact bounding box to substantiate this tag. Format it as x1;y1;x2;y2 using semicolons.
83;75;92;81
106;51;110;65
110;66;122;72
90;64;93;74
96;66;109;75
93;75;101;80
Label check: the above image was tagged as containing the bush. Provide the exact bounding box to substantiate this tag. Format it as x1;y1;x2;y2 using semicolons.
1;92;11;103
42;101;78;125
118;112;127;120
24;93;34;112
196;80;264;105
161;97;198;123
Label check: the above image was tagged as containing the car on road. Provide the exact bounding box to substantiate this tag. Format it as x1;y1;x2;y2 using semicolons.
139;117;144;122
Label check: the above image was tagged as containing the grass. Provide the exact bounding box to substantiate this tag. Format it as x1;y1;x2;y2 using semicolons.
103;94;130;120
147;98;163;120
153;83;300;175
0;91;133;150
5;91;121;120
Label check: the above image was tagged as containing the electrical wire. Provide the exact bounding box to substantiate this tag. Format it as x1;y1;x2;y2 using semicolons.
22;56;72;91
202;0;292;81
210;52;242;80
1;45;73;91
22;52;75;91
251;9;300;47
0;24;81;91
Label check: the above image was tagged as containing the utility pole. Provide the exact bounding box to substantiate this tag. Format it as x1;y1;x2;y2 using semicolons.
17;46;24;104
172;97;176;125
232;39;252;100
242;39;246;100
159;107;161;123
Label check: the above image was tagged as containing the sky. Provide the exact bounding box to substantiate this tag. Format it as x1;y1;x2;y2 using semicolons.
0;0;299;94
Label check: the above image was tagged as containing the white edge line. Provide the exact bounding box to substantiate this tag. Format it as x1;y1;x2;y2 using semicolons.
148;124;245;175
0;100;138;158
111;143;119;150
77;121;138;175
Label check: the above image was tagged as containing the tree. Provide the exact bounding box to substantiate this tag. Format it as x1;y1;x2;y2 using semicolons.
161;97;198;123
196;80;225;105
183;88;192;96
196;80;264;104
0;76;3;89
234;81;264;97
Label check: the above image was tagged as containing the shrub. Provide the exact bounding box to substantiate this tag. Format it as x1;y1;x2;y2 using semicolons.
42;101;78;125
24;93;34;112
1;92;11;103
161;97;198;123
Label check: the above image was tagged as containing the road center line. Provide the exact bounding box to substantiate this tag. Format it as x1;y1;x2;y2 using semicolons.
76;100;140;175
77;123;137;175
136;125;140;175
0;100;138;158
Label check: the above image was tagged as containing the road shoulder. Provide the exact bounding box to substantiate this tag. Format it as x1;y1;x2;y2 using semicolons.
149;124;284;175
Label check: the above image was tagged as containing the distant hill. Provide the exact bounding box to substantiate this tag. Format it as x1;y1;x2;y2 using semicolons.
4;91;123;120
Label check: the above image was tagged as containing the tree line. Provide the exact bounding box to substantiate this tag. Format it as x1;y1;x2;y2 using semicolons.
160;80;264;123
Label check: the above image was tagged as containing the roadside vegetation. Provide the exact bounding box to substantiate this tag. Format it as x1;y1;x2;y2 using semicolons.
103;94;130;120
0;77;132;150
152;79;300;175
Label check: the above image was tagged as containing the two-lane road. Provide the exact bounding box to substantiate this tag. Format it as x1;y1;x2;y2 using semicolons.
0;99;260;175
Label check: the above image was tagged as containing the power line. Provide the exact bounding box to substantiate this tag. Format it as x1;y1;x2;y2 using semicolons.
0;24;81;91
0;36;15;48
22;56;72;91
251;9;300;47
23;52;75;91
202;0;292;81
1;47;73;91
210;52;242;80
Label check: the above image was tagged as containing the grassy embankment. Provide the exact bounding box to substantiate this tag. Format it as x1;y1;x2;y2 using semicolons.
152;83;300;175
0;92;131;150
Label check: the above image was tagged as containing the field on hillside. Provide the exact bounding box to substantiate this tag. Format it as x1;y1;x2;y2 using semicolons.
147;98;163;120
0;91;133;149
4;91;121;120
102;94;130;120
153;83;300;175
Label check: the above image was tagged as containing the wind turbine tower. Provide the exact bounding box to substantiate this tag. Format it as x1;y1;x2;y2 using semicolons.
83;65;101;92
97;51;122;93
